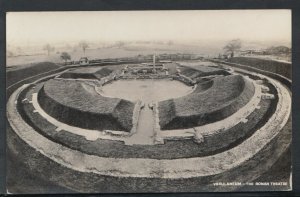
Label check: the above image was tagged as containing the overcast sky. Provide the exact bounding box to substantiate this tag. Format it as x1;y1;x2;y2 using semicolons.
7;10;291;47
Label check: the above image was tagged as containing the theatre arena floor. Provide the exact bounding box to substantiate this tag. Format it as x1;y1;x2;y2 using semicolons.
101;79;193;102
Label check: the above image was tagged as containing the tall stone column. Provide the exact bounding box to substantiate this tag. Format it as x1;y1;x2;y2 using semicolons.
153;54;156;73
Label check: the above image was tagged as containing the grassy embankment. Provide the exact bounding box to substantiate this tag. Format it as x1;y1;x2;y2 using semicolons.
158;75;255;130
6;62;72;193
59;67;113;80
6;62;61;87
227;57;291;79
38;79;135;132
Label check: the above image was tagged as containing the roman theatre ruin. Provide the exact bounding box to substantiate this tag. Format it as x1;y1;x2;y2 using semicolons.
7;56;292;192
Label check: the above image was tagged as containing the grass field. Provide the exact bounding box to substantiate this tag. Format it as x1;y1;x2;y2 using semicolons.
6;44;200;67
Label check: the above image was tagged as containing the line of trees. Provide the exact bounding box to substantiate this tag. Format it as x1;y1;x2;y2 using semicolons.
42;41;89;57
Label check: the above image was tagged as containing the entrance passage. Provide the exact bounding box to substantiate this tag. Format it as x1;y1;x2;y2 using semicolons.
125;103;155;145
102;79;192;145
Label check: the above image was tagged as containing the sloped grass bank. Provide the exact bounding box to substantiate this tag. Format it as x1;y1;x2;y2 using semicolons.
59;67;113;80
227;57;291;79
192;80;214;93
7;62;61;87
158;75;255;130
38;79;134;132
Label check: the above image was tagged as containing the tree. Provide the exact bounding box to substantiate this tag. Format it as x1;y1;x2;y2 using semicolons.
115;41;125;48
223;39;242;58
60;52;71;64
17;47;22;55
43;44;55;56
79;41;89;55
167;40;174;46
65;43;72;50
7;50;14;57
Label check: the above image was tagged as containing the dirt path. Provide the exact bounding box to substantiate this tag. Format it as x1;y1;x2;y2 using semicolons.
123;79;156;145
126;104;155;145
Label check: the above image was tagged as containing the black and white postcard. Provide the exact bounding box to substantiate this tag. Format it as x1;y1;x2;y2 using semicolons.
5;10;292;194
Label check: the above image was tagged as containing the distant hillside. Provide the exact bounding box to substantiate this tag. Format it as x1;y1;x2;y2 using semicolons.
265;46;291;55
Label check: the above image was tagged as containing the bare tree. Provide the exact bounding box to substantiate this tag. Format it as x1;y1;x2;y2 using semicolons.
7;50;14;57
223;39;242;58
43;44;55;56
60;52;71;64
167;40;174;46
17;47;22;55
115;41;125;48
79;41;89;55
65;43;72;50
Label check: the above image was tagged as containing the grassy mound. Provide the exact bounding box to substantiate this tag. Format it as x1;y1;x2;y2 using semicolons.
38;79;135;132
59;67;113;80
6;62;60;87
158;75;255;130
